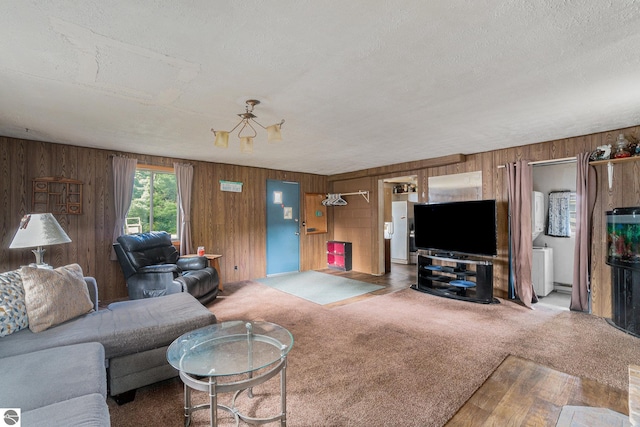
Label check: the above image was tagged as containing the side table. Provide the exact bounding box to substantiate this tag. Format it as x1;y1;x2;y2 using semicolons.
183;254;223;291
166;320;294;427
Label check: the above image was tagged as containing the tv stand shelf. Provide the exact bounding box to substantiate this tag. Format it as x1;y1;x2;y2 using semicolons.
412;253;497;304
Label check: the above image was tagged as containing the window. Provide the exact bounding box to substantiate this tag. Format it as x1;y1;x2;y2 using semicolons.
126;166;179;239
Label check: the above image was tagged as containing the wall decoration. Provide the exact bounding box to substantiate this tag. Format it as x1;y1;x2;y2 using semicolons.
273;191;283;204
220;180;243;192
428;171;482;203
283;207;292;219
589;144;611;161
32;177;83;214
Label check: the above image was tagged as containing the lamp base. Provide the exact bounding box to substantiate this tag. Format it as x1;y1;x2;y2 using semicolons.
32;246;46;265
28;262;53;269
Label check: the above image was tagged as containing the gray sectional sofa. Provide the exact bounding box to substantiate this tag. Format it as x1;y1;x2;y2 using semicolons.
0;271;217;426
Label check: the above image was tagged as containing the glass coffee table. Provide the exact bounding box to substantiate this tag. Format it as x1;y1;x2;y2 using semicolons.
167;320;294;427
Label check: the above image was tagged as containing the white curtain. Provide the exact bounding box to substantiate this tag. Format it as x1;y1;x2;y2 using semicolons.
111;156;137;260
174;162;194;256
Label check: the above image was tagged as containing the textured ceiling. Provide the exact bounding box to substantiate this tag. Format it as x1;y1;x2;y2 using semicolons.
1;1;639;175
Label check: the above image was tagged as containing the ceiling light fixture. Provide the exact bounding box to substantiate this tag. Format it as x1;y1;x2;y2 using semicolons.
211;99;285;154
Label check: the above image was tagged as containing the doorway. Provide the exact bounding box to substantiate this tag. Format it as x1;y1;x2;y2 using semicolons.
531;162;576;310
266;180;300;276
379;176;418;274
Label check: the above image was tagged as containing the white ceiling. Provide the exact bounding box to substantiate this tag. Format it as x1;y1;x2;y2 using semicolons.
1;1;639;175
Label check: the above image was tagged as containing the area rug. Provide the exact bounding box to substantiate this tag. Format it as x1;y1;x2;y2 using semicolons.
255;270;383;305
108;281;639;427
556;406;631;426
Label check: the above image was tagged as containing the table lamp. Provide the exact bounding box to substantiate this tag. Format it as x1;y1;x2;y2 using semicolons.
9;213;72;268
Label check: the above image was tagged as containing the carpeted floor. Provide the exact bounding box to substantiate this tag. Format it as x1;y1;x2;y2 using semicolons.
108;280;639;427
256;270;384;305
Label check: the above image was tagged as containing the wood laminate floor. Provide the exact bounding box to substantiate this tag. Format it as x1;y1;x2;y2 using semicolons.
446;355;629;426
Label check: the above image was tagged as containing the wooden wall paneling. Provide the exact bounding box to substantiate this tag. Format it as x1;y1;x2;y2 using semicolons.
0;138;16;268
235;166;250;280
0;137;331;300
220;165;236;281
585;132;609;316
51;144;74;268
190;160;206;255
305;173;333;271
331;176;377;274
77;147;93;277
592;158;640;316
369;176;381;274
222;166;244;282
327;153;465;182
245;167;264;280
2;126;639;310
223;165;244;282
491;148;509;297
592;157;611;317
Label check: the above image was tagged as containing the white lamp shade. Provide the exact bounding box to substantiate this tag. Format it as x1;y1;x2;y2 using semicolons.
9;213;72;249
266;124;282;142
240;136;254;153
214;131;229;148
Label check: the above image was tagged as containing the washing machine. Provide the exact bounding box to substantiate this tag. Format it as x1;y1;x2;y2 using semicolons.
532;247;554;297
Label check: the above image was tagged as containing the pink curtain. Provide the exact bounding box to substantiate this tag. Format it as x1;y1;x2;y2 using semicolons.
110;156;137;260
571;152;596;312
174;162;194;256
506;160;537;308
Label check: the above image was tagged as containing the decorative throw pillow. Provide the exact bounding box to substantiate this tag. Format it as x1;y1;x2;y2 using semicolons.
20;263;93;333
0;270;29;337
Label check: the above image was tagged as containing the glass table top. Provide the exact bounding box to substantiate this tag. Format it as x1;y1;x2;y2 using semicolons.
166;320;294;377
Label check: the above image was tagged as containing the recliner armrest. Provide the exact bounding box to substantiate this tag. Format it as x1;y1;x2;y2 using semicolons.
177;257;208;270
138;264;181;275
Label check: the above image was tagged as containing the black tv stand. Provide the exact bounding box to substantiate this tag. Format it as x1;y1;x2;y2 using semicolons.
434;252;467;260
412;252;498;304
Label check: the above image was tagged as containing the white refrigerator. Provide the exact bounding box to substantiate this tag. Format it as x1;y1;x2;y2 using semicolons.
390;201;414;264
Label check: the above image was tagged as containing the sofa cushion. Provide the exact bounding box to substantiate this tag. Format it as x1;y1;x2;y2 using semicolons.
20;264;94;333
0;292;216;359
22;393;110;427
0;270;29;336
0;342;106;412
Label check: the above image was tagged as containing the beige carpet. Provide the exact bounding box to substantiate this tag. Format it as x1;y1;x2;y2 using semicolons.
108;280;639;426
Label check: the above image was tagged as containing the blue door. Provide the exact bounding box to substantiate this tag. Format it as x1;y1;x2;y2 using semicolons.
266;180;300;276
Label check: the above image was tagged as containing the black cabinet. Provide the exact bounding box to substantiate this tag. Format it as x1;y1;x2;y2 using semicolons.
610;265;640;338
413;253;496;304
327;241;352;271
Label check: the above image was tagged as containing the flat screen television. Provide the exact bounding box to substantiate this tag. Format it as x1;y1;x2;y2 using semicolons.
414;199;497;257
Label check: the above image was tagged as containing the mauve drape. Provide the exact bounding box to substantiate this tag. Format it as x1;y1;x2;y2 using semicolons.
174;162;193;256
571;152;596;312
506;160;537;308
111;156;137;260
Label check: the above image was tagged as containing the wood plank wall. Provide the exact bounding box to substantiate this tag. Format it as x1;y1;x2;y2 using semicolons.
329;125;640;318
2;125;639;317
0;137;329;302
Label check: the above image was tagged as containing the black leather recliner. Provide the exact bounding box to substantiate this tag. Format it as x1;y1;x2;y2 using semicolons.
113;231;219;305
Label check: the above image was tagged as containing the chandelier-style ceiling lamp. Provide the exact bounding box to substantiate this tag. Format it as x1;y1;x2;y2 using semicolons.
211;99;285;154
